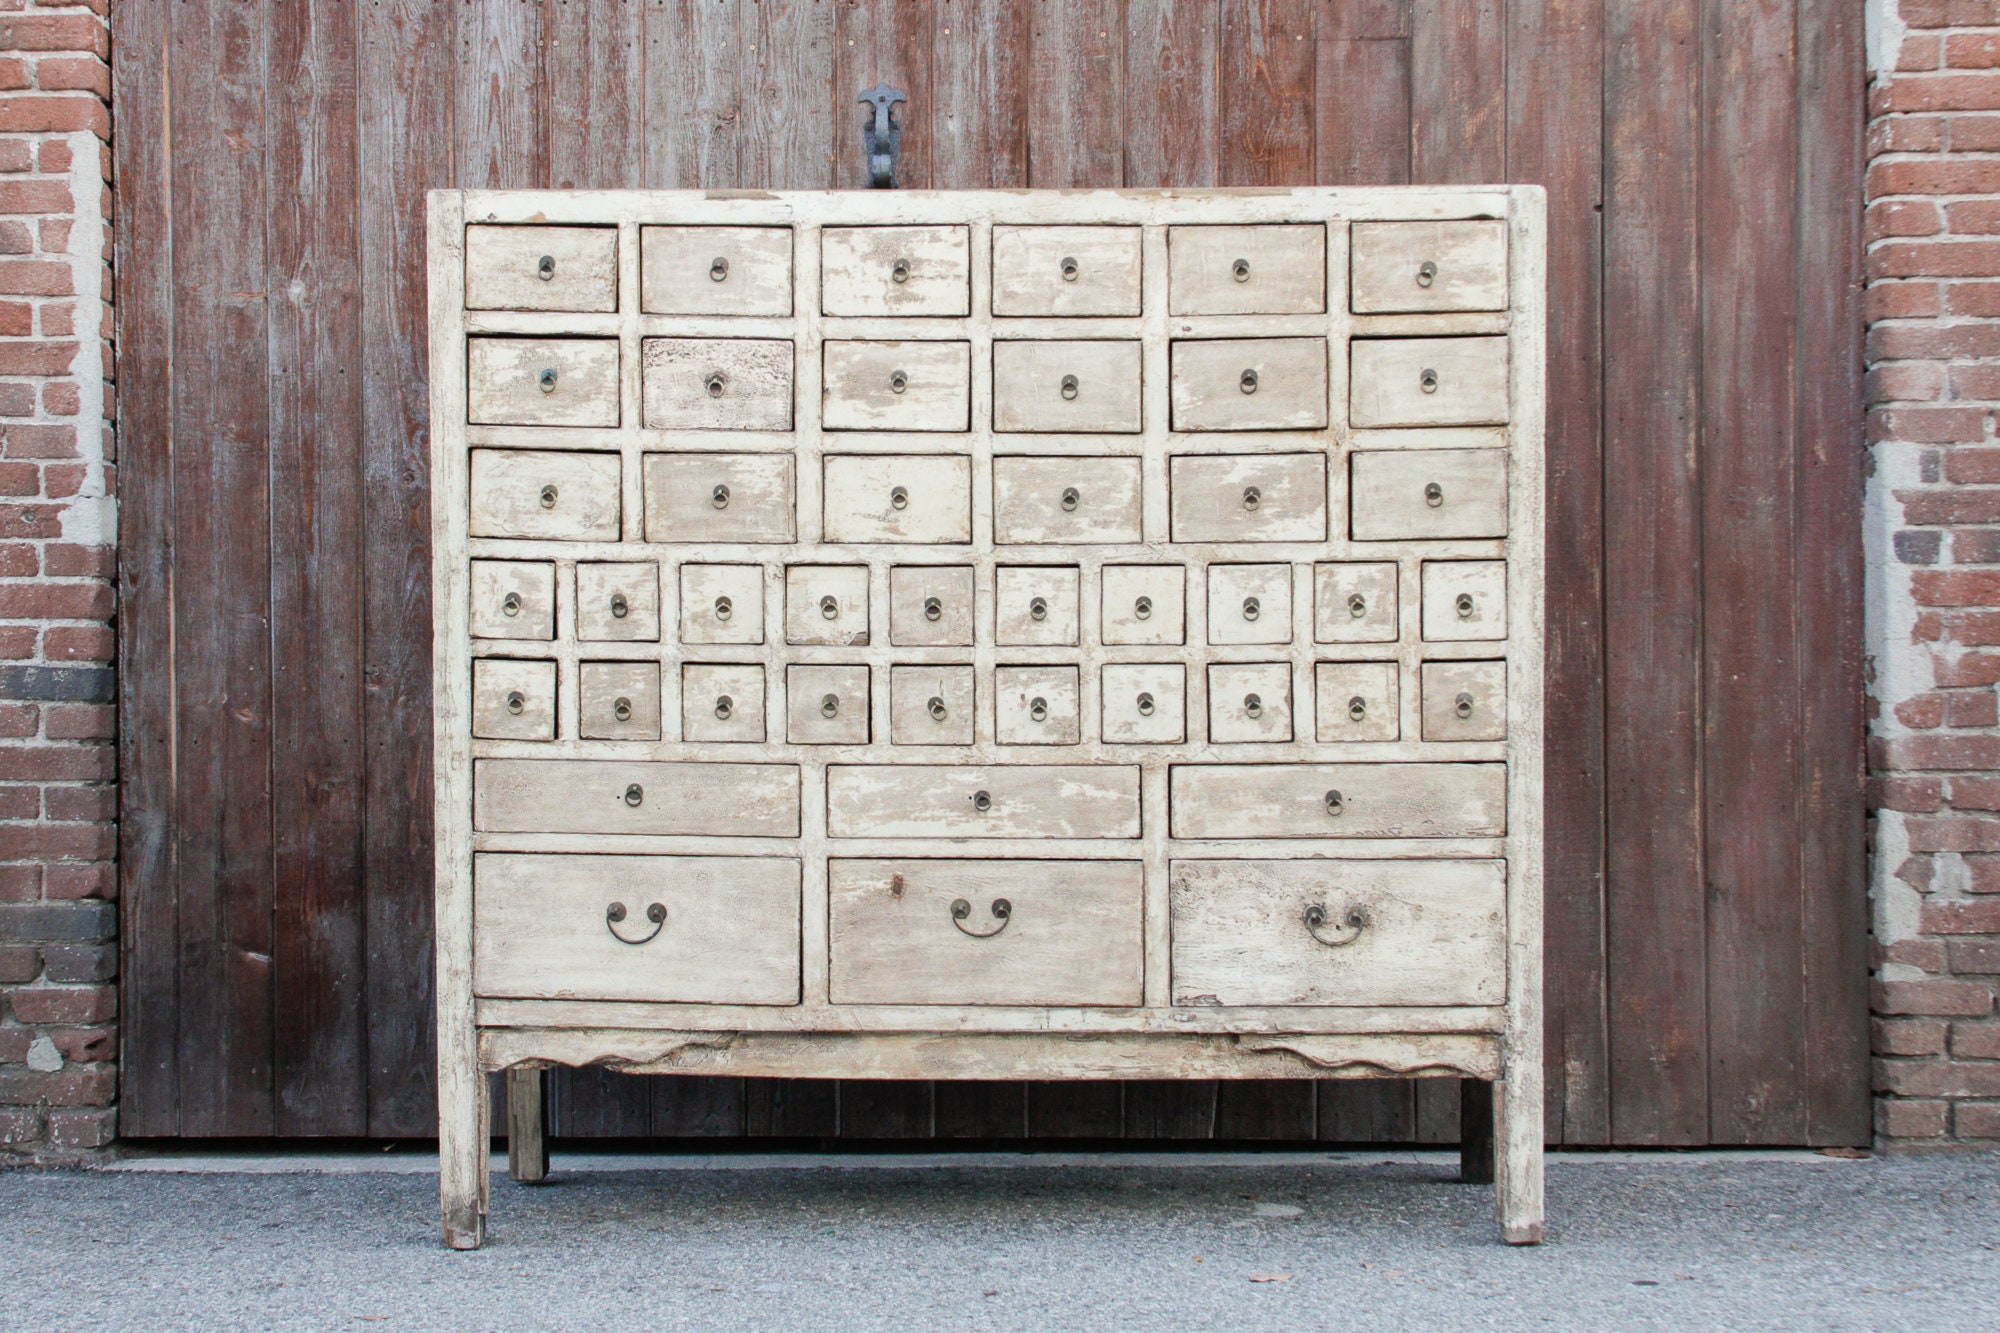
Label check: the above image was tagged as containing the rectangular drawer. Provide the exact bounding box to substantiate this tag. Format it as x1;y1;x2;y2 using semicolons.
578;661;662;741
1421;559;1508;641
474;759;800;836
784;565;870;646
1207;563;1293;646
682;663;766;743
827;765;1142;839
995;565;1079;646
1422;660;1506;741
1168;858;1505;1006
1349;449;1507;541
641;226;793;315
575;561;660;641
465;226;617;312
992;340;1143;433
467;337;620;427
1207;662;1293;744
1169;763;1505;839
786;663;871;745
469;449;621;541
1314;562;1399;643
992;456;1143;544
823;454;972;544
1350;220;1508;314
829;859;1144;1006
822;225;971;316
1315;661;1400;742
991;226;1143;317
469;560;554;640
679;563;765;645
1102;565;1186;645
995;665;1081;745
1350;336;1509;427
643;452;796;543
1168;224;1326;315
1170;338;1329;431
641;338;794;431
822;340;971;432
1101;663;1185;745
890;665;975;745
474;853;801;1004
1169;453;1326;543
889;565;974;646
472;658;555;741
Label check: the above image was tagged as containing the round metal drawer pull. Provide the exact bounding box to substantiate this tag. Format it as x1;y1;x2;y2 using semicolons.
1029;696;1049;723
1416;259;1438;289
890;485;909;511
891;257;912;284
1060;486;1080;512
1456;592;1476;618
1029;596;1049;622
1324;788;1345;816
1240;368;1259;395
1455;692;1477;720
1232;257;1251;282
1242;596;1260;622
1134;595;1153;620
820;594;840;620
1136;692;1155;716
821;693;841;719
1348;695;1368;722
710;256;730;282
613;696;632;722
501;592;523;617
1424;481;1444;508
1243;692;1263;718
712;483;731;509
538;367;558;393
1060;256;1080;282
971;789;992;812
923;596;943;622
539;484;558;509
606;900;667;946
928;695;948;721
610;593;629;619
714;694;734;720
1243;486;1261;511
1060;374;1079;401
951;896;1012;938
1420;367;1440;394
537;254;556;281
1347;592;1368;617
705;371;728;398
1303;903;1366;948
889;370;909;394
714;595;733;621
504;690;525;715
623;783;644;807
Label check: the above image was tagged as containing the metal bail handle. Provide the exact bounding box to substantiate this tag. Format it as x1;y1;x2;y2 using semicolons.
606;901;667;946
924;596;943;622
537;254;556;281
1302;903;1366;948
950;897;1012;938
538;367;558;394
502;591;523;617
710;256;730;282
610;592;629;619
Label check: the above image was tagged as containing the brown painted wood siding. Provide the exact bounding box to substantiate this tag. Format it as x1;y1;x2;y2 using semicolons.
112;0;1868;1146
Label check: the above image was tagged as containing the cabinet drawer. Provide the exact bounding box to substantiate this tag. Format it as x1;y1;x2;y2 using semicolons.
467;337;620;427
827;765;1142;839
474;759;800;836
1349;449;1507;541
786;663;871;745
1315;662;1400;743
1350;220;1508;314
678;563;765;645
643;452;796;544
1169;453;1326;543
829;859;1144;1006
1168;224;1326;315
1314;563;1399;644
992;340;1142;434
1101;663;1185;745
1207;662;1293;744
682;663;766;743
1422;660;1506;742
992;456;1143;544
821;225;971;316
641;225;793;316
1350;336;1509;427
576;562;660;642
995;565;1080;646
474;853;800;1005
785;565;870;646
469;449;621;541
1101;565;1186;646
578;661;662;741
472;659;555;741
1168;858;1505;1006
1169;763;1506;839
992;226;1143;317
465;225;617;312
641;338;794;431
469;560;555;640
890;665;975;745
889;565;974;647
1207;563;1293;646
822;340;971;432
995;665;1081;746
823;454;972;544
1170;338;1329;431
1421;559;1508;641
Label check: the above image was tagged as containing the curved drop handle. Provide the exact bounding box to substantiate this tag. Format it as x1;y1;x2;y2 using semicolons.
606;900;667;946
1302;903;1366;948
950;897;1012;939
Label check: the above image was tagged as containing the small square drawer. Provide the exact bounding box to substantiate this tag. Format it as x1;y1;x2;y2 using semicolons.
1169;338;1329;432
1168;454;1326;543
579;661;662;741
890;664;975;746
467;337;620;427
992;340;1143;434
1101;565;1186;646
787;664;871;745
1350;220;1508;314
1423;660;1507;741
465;225;617;312
821;225;971;316
822;340;971;432
1350;336;1510;427
576;562;660;642
1208;662;1293;744
642;338;794;431
992;456;1143;544
995;566;1080;646
1101;663;1185;745
823;454;972;544
472;659;555;741
786;565;870;646
889;565;974;646
679;563;765;645
682;663;766;743
1349;449;1507;541
1207;563;1293;646
643;452;796;543
1315;662;1400;742
469;560;554;640
992;226;1143;316
469;449;621;541
1421;560;1507;642
1314;563;1399;643
641;226;793;316
995;665;1081;746
1167;224;1326;315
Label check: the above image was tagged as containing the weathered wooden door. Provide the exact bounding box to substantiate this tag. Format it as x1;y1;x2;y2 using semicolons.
114;0;1868;1145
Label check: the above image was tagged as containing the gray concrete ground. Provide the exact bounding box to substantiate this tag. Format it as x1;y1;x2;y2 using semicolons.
1;1148;1996;1332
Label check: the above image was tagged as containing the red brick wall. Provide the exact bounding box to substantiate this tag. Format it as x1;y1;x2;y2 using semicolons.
0;0;113;1162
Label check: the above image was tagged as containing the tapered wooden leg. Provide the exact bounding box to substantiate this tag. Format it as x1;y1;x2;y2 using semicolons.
1459;1079;1495;1184
1493;1077;1546;1245
507;1067;550;1184
438;1051;489;1250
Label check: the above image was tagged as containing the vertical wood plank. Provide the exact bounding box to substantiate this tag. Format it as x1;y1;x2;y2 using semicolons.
931;0;1030;188
1026;0;1125;187
1218;0;1316;185
454;0;546;189
549;1065;652;1137
650;1075;749;1136
745;1078;839;1138
838;1082;936;1138
545;0;645;190
1314;1;1410;185
936;1082;1029;1138
1125;0;1220;188
834;0;935;190
643;0;741;188
1029;1083;1125;1138
1408;0;1504;182
738;0;837;190
1215;1082;1316;1140
1124;1081;1217;1138
1315;1080;1414;1142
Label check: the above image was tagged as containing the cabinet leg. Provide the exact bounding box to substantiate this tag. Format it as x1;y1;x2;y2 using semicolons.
1492;1078;1546;1245
507;1067;550;1185
1458;1078;1495;1184
439;1061;490;1250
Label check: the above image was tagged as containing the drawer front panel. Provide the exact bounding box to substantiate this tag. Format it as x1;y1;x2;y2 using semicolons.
1169;858;1505;1006
465;225;617;312
474;759;801;836
576;562;660;641
1170;337;1330;431
993;456;1143;544
890;665;975;745
642;337;794;431
1350;336;1509;427
1315;662;1400;743
1102;663;1186;744
785;565;870;646
823;340;972;432
1349;220;1508;314
992;226;1143;316
1170;763;1506;839
1422;660;1507;742
786;663;871;745
1101;565;1187;645
578;661;662;741
821;225;971;316
682;663;767;743
1349;449;1508;542
1207;563;1293;646
641;226;793;315
993;340;1143;434
889;565;974;646
1170;453;1327;543
823;454;973;544
1168;224;1327;315
827;765;1142;839
469;449;621;541
1314;562;1399;643
994;665;1081;746
472;659;555;741
1207;662;1294;744
829;859;1144;1006
643;452;797;544
469;560;555;640
1421;559;1508;641
679;563;766;645
468;337;620;427
995;565;1080;646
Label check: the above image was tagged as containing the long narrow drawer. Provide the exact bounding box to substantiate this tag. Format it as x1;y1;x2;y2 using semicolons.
474;759;800;836
1168;858;1505;1006
828;859;1144;1005
1169;763;1505;839
474;853;801;1004
827;765;1142;839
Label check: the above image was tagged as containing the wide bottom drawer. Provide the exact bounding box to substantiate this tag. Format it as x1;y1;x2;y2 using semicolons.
474;853;801;1005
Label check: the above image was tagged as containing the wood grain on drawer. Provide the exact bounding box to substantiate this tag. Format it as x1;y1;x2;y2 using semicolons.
1349;220;1508;314
575;561;660;641
991;225;1143;317
469;449;621;541
1170;337;1330;431
469;560;555;640
642;452;796;543
1421;660;1507;742
822;340;971;432
1350;336;1509;427
992;340;1143;433
827;765;1142;839
888;565;974;646
829;859;1144;1005
465;225;617;312
1168;224;1326;315
821;224;971;316
823;454;972;544
1313;562;1399;643
467;337;620;427
472;659;555;741
474;853;801;1004
641;337;794;431
474;759;800;836
1349;449;1507;541
577;661;662;741
641;225;793;315
992;456;1143;544
1169;453;1327;543
1169;858;1506;1006
1170;763;1506;838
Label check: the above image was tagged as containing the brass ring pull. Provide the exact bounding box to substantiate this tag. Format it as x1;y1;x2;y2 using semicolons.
1134;595;1153;620
1455;691;1475;719
1302;903;1366;948
1416;259;1437;288
1242;486;1261;511
539;484;558;509
1137;691;1155;717
606;901;667;946
1232;257;1251;282
714;694;734;720
1060;486;1080;512
821;693;840;718
705;372;727;398
536;254;556;281
610;592;629;619
971;789;992;812
1324;788;1344;816
538;367;558;393
928;695;948;721
1425;481;1444;508
890;485;909;511
1242;596;1260;622
1059;256;1079;282
623;783;644;807
505;690;525;716
712;483;731;510
1347;592;1367;618
891;257;912;284
1028;696;1048;723
501;591;523;617
1239;368;1259;394
1243;692;1263;719
1348;695;1367;722
1060;374;1079;401
820;594;840;620
923;596;943;622
889;370;908;394
951;897;1012;938
710;256;729;282
613;696;632;722
1420;367;1440;394
1029;596;1048;622
714;595;733;621
1456;592;1475;618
